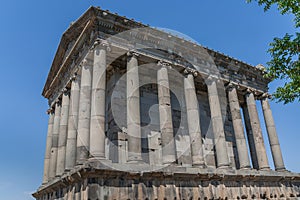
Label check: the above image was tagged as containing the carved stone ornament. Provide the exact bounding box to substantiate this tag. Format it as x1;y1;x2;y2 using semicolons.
92;39;111;52
127;50;139;58
157;60;171;69
184;68;198;77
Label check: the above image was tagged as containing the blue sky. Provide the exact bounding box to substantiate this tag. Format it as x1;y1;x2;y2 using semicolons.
0;1;299;199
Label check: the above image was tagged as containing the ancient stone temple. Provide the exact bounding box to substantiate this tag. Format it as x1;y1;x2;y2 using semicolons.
33;6;300;200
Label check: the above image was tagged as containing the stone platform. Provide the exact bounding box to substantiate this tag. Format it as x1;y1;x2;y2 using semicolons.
33;161;300;200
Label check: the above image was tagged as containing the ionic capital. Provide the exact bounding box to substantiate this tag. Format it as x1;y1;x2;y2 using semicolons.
62;88;70;95
205;75;218;85
80;58;93;68
92;38;111;52
55;99;62;106
121;127;128;134
46;108;54;115
158;60;171;69
183;68;198;77
226;82;237;91
244;88;261;99
70;73;78;82
127;50;139;58
260;92;272;100
246;88;254;94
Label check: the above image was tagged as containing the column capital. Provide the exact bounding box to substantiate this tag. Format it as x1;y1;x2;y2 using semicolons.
245;88;261;100
46;108;54;115
226;82;237;91
121;127;128;134
183;68;198;77
157;60;171;69
62;88;70;95
246;88;254;94
55;99;62;106
245;88;259;95
226;82;244;92
260;92;272;100
205;75;219;85
92;38;111;51
127;50;139;58
70;73;78;82
80;58;93;68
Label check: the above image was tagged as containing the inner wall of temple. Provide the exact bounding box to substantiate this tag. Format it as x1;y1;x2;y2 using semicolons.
105;62;239;169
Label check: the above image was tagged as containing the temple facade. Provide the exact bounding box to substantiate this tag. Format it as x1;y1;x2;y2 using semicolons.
33;6;300;200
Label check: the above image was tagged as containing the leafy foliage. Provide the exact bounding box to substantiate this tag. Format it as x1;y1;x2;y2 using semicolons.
247;0;300;104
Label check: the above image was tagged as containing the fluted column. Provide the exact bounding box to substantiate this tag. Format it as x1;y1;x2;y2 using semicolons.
245;90;269;170
76;58;93;165
65;75;80;170
42;108;54;184
126;51;143;162
206;77;230;168
56;89;70;176
261;93;285;171
227;83;251;169
183;70;205;167
90;39;109;160
157;61;176;164
49;100;61;179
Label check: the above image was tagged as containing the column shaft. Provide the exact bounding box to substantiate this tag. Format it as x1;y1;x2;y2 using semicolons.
227;86;251;169
56;90;70;176
242;104;259;169
207;79;230;168
49;101;61;179
65;76;80;170
245;92;269;170
42;109;54;184
90;43;107;159
184;73;205;166
127;52;142;162
261;97;285;170
157;65;176;164
76;58;93;164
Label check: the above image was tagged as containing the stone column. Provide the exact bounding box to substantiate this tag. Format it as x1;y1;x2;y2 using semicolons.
157;61;176;164
76;58;93;165
126;51;143;162
49;100;61;179
183;70;205;167
261;93;285;171
227;83;251;169
42;108;54;184
56;89;70;176
65;75;80;170
90;39;109;160
242;104;259;169
245;90;269;170
206;77;230;168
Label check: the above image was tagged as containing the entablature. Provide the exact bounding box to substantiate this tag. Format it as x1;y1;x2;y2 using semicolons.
43;6;270;106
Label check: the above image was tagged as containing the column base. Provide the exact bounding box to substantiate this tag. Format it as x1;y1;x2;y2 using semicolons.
192;162;206;168
127;159;144;164
259;166;271;171
217;163;231;169
239;165;251;170
275;167;287;172
88;155;106;161
76;160;86;166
